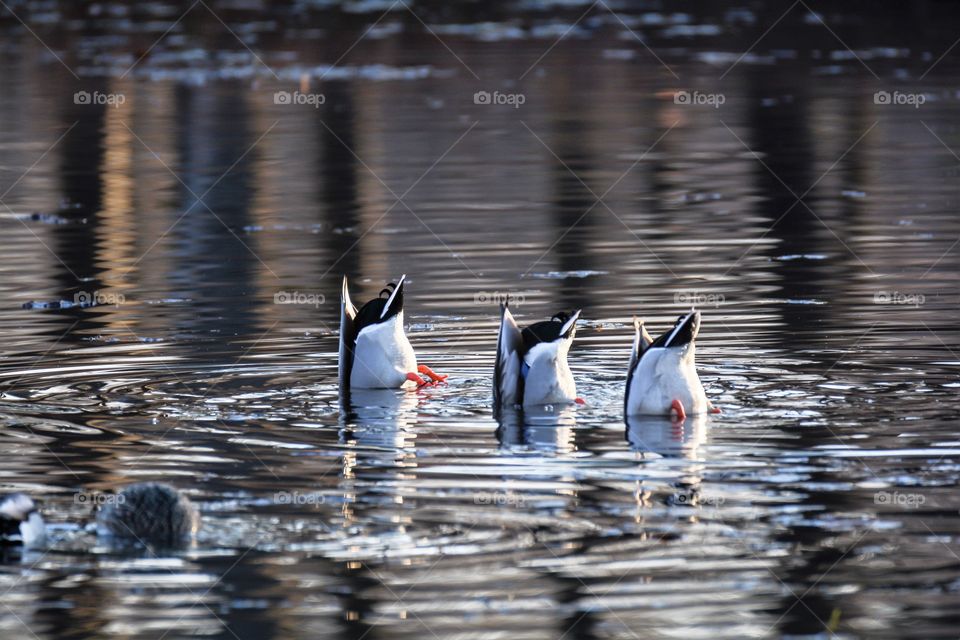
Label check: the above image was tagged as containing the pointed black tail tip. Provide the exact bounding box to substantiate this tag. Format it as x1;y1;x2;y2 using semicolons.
559;309;581;338
552;309;581;322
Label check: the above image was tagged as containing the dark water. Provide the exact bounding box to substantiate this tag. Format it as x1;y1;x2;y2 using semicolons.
1;1;959;638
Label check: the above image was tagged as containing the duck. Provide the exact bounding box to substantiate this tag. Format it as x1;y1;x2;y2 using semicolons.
624;309;719;421
339;274;446;389
0;493;45;548
96;482;199;547
1;483;199;550
495;303;582;408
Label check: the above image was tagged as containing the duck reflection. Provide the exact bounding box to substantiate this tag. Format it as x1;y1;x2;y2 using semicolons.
339;388;419;438
337;389;419;530
495;405;577;454
624;414;707;459
627;415;708;514
333;388;422;633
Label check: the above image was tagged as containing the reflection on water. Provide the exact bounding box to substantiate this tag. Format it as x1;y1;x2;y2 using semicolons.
496;405;577;453
626;414;707;459
1;1;959;638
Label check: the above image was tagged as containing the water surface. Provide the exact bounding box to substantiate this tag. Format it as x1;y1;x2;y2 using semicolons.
1;2;959;638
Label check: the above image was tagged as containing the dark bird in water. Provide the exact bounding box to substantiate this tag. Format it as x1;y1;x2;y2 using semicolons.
1;483;199;550
96;482;199;547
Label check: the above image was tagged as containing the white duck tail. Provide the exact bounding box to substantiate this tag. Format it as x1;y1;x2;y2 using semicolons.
625;310;713;419
340;275;417;390
495;306;580;408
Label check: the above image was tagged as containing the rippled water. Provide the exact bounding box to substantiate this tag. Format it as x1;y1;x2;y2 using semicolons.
1;1;959;638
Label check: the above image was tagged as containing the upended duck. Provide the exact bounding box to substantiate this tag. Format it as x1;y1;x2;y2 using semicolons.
625;309;720;420
0;493;45;548
495;304;582;408
340;275;446;390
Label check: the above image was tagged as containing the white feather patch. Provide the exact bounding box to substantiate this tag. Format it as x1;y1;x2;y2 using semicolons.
625;343;708;416
522;338;577;406
350;312;417;388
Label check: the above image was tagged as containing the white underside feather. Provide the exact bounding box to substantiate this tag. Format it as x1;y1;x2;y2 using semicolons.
626;343;708;416
350;312;417;389
522;339;577;406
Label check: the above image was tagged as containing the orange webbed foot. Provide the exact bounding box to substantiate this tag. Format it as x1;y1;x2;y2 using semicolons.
575;397;586;405
709;405;722;414
417;364;448;384
406;372;431;388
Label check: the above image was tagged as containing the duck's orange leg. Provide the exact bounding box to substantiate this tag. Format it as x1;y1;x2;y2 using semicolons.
670;399;687;422
417;364;448;383
406;372;430;388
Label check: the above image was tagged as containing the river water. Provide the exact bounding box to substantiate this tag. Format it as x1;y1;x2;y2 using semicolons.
0;1;958;638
